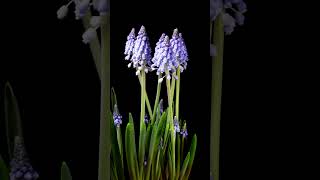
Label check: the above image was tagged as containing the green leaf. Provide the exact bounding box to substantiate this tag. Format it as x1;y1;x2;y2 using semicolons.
110;113;124;180
145;124;153;156
4;82;23;159
145;111;167;179
0;154;9;180
61;162;72;180
125;113;139;180
179;152;190;180
111;87;118;112
168;146;173;179
138;125;146;177
176;134;181;180
183;134;197;180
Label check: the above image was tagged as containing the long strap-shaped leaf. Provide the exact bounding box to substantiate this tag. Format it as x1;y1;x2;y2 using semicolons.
61;162;72;180
145;111;167;179
182;134;197;180
4;82;23;159
0;154;9;180
125;113;139;180
179;152;190;180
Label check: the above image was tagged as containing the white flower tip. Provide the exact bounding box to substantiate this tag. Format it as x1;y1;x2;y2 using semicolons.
158;78;164;83
144;68;149;73
166;75;171;80
138;66;143;71
57;5;68;19
127;63;132;68
135;70;140;76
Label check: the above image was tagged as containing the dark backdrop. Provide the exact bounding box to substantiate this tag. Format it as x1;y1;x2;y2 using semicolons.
0;1;289;180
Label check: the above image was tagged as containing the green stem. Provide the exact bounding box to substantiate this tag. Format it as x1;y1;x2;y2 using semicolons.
139;71;147;180
116;127;124;167
138;75;153;118
170;74;176;107
98;14;110;180
152;75;162;123
175;67;181;119
165;71;175;180
210;13;224;180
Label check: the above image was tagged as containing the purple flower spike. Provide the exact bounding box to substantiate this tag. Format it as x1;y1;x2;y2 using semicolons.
180;128;188;138
180;122;188;138
124;28;136;61
151;35;176;75
113;105;122;127
9;136;39;180
170;29;189;72
173;116;180;134
131;26;152;69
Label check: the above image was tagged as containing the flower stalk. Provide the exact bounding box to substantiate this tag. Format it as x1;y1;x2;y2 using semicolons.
210;13;224;180
98;13;111;180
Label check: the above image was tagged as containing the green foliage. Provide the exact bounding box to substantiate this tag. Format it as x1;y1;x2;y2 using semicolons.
61;162;72;180
4;82;23;159
0;154;9;180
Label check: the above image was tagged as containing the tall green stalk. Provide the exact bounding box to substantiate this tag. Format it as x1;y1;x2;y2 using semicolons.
98;14;110;180
165;70;175;180
151;75;162;124
210;13;224;180
175;67;181;119
138;71;147;179
138;75;153;118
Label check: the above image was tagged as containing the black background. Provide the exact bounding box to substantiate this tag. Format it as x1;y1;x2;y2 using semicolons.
0;0;299;180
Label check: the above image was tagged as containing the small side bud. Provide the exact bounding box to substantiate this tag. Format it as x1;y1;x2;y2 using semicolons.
57;5;68;19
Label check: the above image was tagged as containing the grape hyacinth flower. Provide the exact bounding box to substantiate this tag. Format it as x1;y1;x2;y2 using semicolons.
82;27;97;44
9;136;39;180
74;0;91;20
180;122;188;138
144;114;149;124
93;0;109;15
210;0;247;34
113;105;123;128
57;0;73;20
151;35;178;77
173;116;180;134
130;26;152;72
170;29;189;72
124;28;136;62
57;0;109;20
